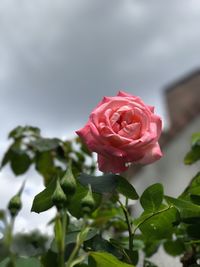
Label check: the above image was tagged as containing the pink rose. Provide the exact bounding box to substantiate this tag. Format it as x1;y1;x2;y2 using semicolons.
76;91;163;173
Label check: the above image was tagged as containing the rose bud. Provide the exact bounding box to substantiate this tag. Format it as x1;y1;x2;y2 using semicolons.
60;163;77;196
81;185;95;215
8;194;22;218
52;179;67;209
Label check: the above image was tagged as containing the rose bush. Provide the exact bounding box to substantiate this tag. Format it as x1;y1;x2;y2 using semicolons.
76;91;163;173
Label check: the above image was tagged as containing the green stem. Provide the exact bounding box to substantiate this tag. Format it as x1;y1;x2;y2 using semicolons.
56;210;68;267
65;241;81;267
5;217;16;266
118;199;133;262
66;217;89;267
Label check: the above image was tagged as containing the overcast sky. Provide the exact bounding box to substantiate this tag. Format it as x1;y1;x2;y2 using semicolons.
0;0;200;232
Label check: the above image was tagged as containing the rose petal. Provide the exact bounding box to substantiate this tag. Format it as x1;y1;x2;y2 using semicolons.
135;142;163;164
118;122;141;139
148;105;155;113
76;123;99;151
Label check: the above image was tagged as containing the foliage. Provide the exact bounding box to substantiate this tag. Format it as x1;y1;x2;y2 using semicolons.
0;126;200;267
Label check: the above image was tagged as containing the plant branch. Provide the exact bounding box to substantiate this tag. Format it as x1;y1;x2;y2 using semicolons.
118;199;133;260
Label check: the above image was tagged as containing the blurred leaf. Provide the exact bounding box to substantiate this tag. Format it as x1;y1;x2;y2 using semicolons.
9;126;40;139
15;257;41;267
187;223;200;239
143;260;158;267
31;178;56;213
10;151;31;175
163;240;185;256
180;172;200;200
184;146;200;165
0;258;9;267
8;126;25;139
76;137;92;156
143;240;160;258
41;250;57;267
190;194;200;205
140;183;163;212
0;243;9;262
78;174;138;200
84;235;122;259
35;152;55;185
0;148;13;169
30;138;60;152
0;257;41;267
65;228;97;245
191;132;200;147
75;264;89;267
184;132;200;165
0;210;5;222
89;252;134;267
12;231;49;257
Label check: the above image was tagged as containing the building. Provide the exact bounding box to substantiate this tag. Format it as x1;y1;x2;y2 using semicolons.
128;70;200;198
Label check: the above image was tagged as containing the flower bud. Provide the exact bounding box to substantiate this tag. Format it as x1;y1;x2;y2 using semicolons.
81;185;95;215
8;194;22;217
60;163;77;196
52;179;67;209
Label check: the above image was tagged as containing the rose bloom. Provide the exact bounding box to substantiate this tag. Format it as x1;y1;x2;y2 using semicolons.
76;91;163;173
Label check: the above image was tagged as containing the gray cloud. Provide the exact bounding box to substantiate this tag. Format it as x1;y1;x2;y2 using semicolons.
1;0;200;137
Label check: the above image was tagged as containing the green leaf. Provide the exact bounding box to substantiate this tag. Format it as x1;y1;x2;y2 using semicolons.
35;152;56;185
30;138;60;152
0;244;9;262
89;252;134;267
116;176;138;200
41;250;57;267
139;206;178;240
0;258;9;267
84;235;122;259
187;223;200;239
184;132;200;165
15;257;41;267
68;182;101;219
8;126;40;139
11;151;31;175
165;196;200;223
143;240;160;258
163;240;185;256
78;174;138;200
65;228;97;245
191;132;200;147
0;257;41;267
31;178;57;213
0;210;5;222
8;126;25;139
184;146;200;165
190;194;200;205
180;172;200;200
0;148;13;169
78;174;117;193
140;183;163;211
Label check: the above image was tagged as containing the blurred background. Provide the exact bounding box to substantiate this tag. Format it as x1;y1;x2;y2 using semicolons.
0;1;200;264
